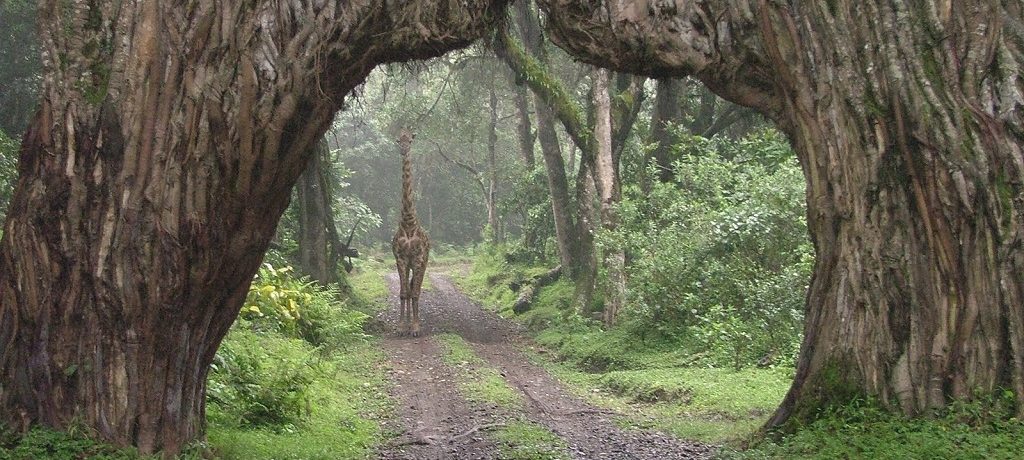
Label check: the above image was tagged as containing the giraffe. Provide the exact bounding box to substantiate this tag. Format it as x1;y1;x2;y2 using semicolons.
392;128;430;337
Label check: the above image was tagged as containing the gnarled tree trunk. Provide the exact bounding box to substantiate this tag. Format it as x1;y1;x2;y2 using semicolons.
0;0;504;453
541;0;1024;426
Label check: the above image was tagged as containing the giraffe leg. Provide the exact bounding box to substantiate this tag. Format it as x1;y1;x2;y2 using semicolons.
396;260;410;336
410;262;427;337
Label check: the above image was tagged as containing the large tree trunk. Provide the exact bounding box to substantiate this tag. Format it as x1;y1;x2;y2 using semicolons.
0;0;504;453
542;0;1024;425
573;148;599;315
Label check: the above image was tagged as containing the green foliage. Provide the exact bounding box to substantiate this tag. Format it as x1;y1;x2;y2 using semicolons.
726;396;1024;460
205;260;383;449
207;328;320;428
207;343;390;460
241;264;369;347
205;262;391;458
617;129;810;368
493;420;569;460
0;426;160;460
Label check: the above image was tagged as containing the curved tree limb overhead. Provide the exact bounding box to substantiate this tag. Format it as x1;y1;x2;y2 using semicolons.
538;0;781;116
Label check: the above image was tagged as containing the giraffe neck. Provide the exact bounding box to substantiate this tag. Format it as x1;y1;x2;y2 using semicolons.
400;152;419;229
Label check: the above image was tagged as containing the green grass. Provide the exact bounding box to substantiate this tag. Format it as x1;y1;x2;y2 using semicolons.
723;398;1024;460
455;249;792;444
348;257;391;313
0;426;167;460
435;333;522;409
455;247;550;316
492;419;569;460
207;341;391;459
533;356;788;443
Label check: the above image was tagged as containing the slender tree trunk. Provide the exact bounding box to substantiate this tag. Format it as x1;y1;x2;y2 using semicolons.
591;68;625;327
513;84;535;169
573;149;599;315
542;0;1024;425
649;79;684;184
509;0;578;273
486;86;501;243
537;104;578;274
296;139;338;285
0;1;504;453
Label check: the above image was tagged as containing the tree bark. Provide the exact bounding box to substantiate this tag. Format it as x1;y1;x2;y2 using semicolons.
573;148;599;315
541;0;1024;426
513;84;535;169
0;0;505;453
486;85;501;242
506;0;578;274
649;79;684;183
296;139;340;286
591;68;625;327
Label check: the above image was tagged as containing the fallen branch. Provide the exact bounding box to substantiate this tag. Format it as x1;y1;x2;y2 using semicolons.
390;423;507;447
449;422;506;443
512;265;562;314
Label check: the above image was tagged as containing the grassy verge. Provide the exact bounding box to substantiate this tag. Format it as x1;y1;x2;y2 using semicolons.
534;358;789;443
454;251;788;445
206;341;390;459
724;397;1024;459
456;249;1024;458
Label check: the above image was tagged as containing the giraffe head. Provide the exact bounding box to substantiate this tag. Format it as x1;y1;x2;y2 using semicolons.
398;128;415;155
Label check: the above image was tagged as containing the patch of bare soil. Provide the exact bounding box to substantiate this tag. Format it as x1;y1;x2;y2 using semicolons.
376;272;714;460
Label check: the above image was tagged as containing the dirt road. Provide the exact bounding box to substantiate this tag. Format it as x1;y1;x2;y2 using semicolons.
376;273;714;460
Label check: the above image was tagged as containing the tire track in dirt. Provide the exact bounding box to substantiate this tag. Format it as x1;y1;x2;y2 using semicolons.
376;271;714;460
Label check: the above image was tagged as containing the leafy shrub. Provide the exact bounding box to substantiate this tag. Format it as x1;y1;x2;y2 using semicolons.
240;264;368;347
0;425;159;460
616;129;810;368
207;327;320;428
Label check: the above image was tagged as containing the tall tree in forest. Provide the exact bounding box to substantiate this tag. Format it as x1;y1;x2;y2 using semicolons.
541;0;1024;427
0;1;504;453
295;138;347;286
648;79;684;184
500;1;580;274
592;68;626;326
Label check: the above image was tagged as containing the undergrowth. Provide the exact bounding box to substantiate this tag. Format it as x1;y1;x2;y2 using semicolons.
205;261;392;459
0;426;171;460
723;396;1024;459
457;246;1024;457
